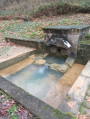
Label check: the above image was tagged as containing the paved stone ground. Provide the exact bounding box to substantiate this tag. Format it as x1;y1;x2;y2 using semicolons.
78;84;90;119
0;41;33;60
58;61;90;119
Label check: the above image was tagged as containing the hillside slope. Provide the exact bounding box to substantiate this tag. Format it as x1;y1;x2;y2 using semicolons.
0;0;90;18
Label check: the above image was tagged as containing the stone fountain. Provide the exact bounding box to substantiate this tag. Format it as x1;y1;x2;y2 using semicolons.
42;25;90;72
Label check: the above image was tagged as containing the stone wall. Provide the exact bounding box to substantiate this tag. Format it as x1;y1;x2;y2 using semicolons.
5;37;90;65
5;37;66;57
76;43;90;64
43;25;90;58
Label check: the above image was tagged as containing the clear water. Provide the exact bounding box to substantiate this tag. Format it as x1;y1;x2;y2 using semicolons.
6;64;64;99
44;55;66;64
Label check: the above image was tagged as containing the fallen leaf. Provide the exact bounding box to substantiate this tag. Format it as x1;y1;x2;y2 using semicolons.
77;87;81;90
78;114;87;119
87;98;90;103
67;101;75;108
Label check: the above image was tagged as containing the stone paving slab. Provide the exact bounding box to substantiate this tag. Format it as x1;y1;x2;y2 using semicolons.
68;76;89;102
79;85;90;118
81;61;90;78
0;49;35;70
58;99;80;116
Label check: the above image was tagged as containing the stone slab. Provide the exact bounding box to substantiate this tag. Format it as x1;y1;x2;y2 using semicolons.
58;99;80;116
5;37;45;53
43;25;90;31
0;50;35;70
0;76;71;119
43;83;70;109
65;57;75;67
81;60;90;77
68;76;89;102
5;36;43;43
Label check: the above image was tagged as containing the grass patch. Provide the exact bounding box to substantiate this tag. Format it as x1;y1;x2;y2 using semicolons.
8;104;18;115
0;0;89;18
81;40;90;44
86;34;90;39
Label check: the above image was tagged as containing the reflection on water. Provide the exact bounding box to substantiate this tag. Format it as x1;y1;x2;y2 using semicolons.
44;55;66;64
6;64;64;99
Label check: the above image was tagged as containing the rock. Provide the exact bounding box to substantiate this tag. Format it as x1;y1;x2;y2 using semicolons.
50;63;69;73
34;59;46;65
61;49;71;55
35;53;48;59
49;46;58;53
65;57;75;67
45;34;71;50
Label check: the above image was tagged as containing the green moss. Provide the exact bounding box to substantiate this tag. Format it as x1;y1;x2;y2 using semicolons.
82;111;87;115
86;34;90;39
28;93;31;96
41;105;49;113
79;105;83;113
50;108;63;118
66;96;71;101
65;112;74;118
81;102;85;106
81;40;90;44
86;92;90;96
30;32;37;38
81;101;90;109
10;113;18;119
8;104;18;114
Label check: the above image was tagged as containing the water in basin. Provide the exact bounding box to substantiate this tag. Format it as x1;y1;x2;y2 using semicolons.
6;64;64;99
44;55;66;64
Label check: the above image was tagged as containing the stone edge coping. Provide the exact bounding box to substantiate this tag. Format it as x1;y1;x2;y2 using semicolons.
0;49;34;63
58;60;90;116
43;25;90;31
5;37;44;43
0;76;71;119
0;50;35;70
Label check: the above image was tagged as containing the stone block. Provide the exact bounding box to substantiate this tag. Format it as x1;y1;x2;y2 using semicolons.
68;75;89;102
81;61;90;77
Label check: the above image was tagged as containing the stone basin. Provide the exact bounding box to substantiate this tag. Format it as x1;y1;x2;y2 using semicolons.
0;25;89;119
